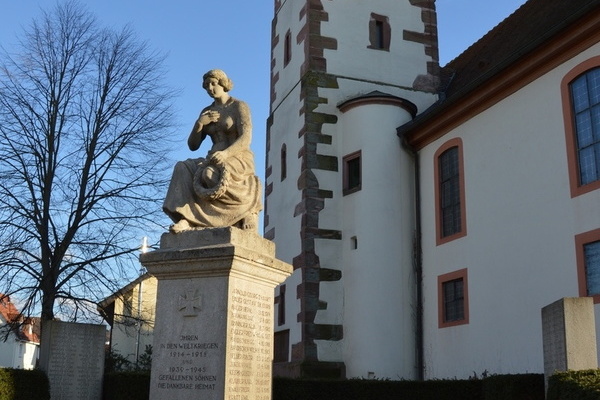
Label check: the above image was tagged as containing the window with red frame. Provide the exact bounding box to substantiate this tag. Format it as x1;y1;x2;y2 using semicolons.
438;269;469;328
569;68;600;186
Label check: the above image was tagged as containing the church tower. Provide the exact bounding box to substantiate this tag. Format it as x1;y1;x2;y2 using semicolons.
265;0;439;379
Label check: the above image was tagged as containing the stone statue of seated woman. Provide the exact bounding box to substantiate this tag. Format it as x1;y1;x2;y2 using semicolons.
163;69;261;233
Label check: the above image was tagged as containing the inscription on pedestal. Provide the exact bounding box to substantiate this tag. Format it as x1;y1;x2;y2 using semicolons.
226;287;273;400
141;228;293;400
155;337;220;392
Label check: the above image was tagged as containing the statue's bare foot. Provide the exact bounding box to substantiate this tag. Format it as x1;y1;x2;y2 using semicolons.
170;219;191;233
241;213;258;231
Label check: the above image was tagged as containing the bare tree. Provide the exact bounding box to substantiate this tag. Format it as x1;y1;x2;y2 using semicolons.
0;1;175;327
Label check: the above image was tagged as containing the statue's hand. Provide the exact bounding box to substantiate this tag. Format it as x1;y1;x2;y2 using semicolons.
199;110;220;125
209;150;227;165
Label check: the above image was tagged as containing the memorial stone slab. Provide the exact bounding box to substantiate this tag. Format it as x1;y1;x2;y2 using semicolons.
541;297;598;386
140;227;292;400
39;320;106;400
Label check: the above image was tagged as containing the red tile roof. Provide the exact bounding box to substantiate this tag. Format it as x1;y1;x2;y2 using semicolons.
0;295;21;323
399;0;600;143
441;0;600;101
0;295;40;344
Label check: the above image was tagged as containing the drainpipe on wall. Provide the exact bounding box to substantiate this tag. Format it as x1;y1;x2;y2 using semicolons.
398;129;424;381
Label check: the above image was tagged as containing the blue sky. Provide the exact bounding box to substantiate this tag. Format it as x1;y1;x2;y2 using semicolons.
0;0;528;227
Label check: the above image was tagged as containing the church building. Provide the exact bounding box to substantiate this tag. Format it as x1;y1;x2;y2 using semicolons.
264;0;600;380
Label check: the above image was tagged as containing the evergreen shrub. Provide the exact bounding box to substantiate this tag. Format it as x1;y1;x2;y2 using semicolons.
547;369;600;400
103;371;150;400
97;371;548;400
273;377;483;400
483;373;544;400
0;368;50;400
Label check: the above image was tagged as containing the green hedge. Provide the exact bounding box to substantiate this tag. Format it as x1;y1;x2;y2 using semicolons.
100;371;546;400
273;378;484;400
483;374;545;400
547;370;600;400
273;374;545;400
103;371;150;400
0;368;50;400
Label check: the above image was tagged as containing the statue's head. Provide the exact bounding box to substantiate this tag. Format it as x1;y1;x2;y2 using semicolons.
202;69;233;92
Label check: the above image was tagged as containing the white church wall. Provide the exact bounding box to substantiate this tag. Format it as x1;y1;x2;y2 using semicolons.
420;43;600;379
313;277;344;362
321;78;437;118
333;102;417;379
270;1;307;113
274;269;303;362
266;82;304;264
269;0;438;378
321;1;432;89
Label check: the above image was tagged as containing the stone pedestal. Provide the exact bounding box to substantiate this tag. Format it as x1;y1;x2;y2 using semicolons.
140;227;292;400
541;297;598;385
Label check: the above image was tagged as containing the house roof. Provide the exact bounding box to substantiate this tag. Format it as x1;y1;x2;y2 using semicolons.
0;294;40;344
97;272;153;309
399;0;600;145
17;317;40;343
441;0;600;101
0;295;21;324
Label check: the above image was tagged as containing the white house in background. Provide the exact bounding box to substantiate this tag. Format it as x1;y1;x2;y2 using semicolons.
98;274;157;365
0;295;39;369
265;0;600;380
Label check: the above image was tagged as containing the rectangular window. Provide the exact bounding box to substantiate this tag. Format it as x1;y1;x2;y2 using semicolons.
576;228;600;303
584;241;600;296
277;284;286;326
443;279;464;322
274;330;290;362
343;151;361;195
280;144;287;181
438;269;469;328
375;20;385;49
434;138;467;245
284;30;292;67
368;13;390;51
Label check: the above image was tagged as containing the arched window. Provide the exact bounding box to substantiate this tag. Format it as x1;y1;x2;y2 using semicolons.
562;57;600;197
434;138;466;245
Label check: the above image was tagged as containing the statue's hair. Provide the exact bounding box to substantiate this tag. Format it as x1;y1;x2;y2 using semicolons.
202;69;234;92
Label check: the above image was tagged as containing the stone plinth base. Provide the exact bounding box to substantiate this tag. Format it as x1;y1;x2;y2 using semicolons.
140;227;292;400
541;297;598;387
